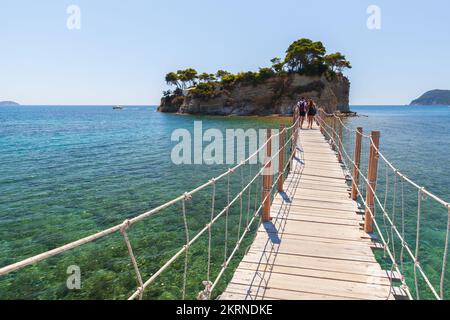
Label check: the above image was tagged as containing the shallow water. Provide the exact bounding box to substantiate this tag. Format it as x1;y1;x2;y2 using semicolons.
0;106;290;299
0;105;448;299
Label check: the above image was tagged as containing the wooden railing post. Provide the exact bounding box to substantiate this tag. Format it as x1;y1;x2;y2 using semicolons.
290;110;298;172
293;107;298;128
319;110;324;135
332;116;337;151
262;129;272;222
351;128;363;201
278;124;286;193
337;119;343;162
364;131;380;233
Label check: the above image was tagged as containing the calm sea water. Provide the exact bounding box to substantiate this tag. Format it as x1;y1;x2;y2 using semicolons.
0;105;448;299
338;105;450;299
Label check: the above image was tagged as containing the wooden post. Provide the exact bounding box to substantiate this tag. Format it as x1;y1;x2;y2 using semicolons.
319;110;324;135
262;129;272;222
364;131;380;233
293;107;298;127
290;110;298;172
351;128;363;201
332;117;337;151
278;124;286;193
337;119;343;162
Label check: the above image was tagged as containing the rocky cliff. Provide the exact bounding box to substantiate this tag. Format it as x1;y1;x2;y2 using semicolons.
158;74;350;115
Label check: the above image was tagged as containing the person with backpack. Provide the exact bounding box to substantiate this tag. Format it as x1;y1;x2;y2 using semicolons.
296;97;308;129
307;99;318;129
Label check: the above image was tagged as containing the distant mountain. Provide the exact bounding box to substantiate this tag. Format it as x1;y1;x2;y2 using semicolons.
0;101;20;106
410;90;450;106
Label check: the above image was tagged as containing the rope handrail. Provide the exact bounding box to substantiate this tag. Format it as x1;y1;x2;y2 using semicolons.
316;113;411;299
322;109;449;208
373;139;449;208
0;118;301;301
317;108;450;300
129;120;301;300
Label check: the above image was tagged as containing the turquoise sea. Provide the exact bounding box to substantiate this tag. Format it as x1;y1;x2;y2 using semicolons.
330;105;450;299
0;105;449;299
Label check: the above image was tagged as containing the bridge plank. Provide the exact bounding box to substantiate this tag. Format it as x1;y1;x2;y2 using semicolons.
229;269;391;300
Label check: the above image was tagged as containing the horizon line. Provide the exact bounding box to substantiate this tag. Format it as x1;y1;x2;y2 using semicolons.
2;104;418;107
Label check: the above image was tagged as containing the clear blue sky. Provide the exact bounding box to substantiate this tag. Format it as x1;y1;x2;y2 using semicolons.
1;0;449;105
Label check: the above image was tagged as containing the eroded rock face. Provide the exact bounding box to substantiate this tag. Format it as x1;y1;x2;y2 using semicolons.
158;73;350;115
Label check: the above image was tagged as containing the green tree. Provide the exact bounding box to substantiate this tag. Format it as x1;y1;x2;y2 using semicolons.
324;52;352;73
165;72;180;89
183;68;198;87
284;38;327;74
191;82;216;99
176;69;198;88
235;71;258;84
216;70;230;80
258;67;275;81
176;70;188;89
270;57;285;74
199;72;216;83
221;74;236;86
198;72;210;82
209;73;217;82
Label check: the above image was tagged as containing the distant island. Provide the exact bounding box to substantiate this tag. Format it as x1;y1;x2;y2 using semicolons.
0;101;20;106
410;90;450;106
158;38;351;116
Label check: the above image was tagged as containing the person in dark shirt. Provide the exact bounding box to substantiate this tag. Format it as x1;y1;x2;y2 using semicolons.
296;97;307;129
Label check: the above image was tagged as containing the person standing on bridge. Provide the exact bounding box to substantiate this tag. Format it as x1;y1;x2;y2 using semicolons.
296;97;308;129
307;99;317;130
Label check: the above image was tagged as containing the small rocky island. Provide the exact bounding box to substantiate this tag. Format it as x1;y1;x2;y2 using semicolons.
410;90;450;106
0;101;20;106
158;38;351;115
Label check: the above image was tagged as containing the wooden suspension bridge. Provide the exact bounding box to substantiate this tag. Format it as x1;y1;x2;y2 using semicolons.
0;109;449;300
220;126;405;300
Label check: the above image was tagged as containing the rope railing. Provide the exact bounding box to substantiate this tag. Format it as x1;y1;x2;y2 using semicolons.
316;112;409;300
316;108;450;300
0;117;301;301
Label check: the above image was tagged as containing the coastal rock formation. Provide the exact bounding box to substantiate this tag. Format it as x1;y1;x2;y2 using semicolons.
410;90;450;106
159;74;350;116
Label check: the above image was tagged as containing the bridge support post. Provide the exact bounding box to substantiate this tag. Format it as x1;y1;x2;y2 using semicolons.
290;109;298;172
319;110;324;135
262;129;272;222
338;119;343;163
332;116;337;151
351;128;363;201
364;131;380;234
278;124;286;193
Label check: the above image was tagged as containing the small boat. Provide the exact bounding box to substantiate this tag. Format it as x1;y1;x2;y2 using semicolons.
113;105;124;110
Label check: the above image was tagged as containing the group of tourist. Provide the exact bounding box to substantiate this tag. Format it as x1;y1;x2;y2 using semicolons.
296;97;317;130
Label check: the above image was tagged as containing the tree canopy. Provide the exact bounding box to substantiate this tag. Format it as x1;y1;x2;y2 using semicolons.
284;38;327;74
216;70;230;80
324;52;352;73
163;38;351;97
165;72;180;88
199;72;216;83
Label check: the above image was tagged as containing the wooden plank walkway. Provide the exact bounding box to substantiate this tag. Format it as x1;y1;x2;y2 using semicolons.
220;127;402;300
